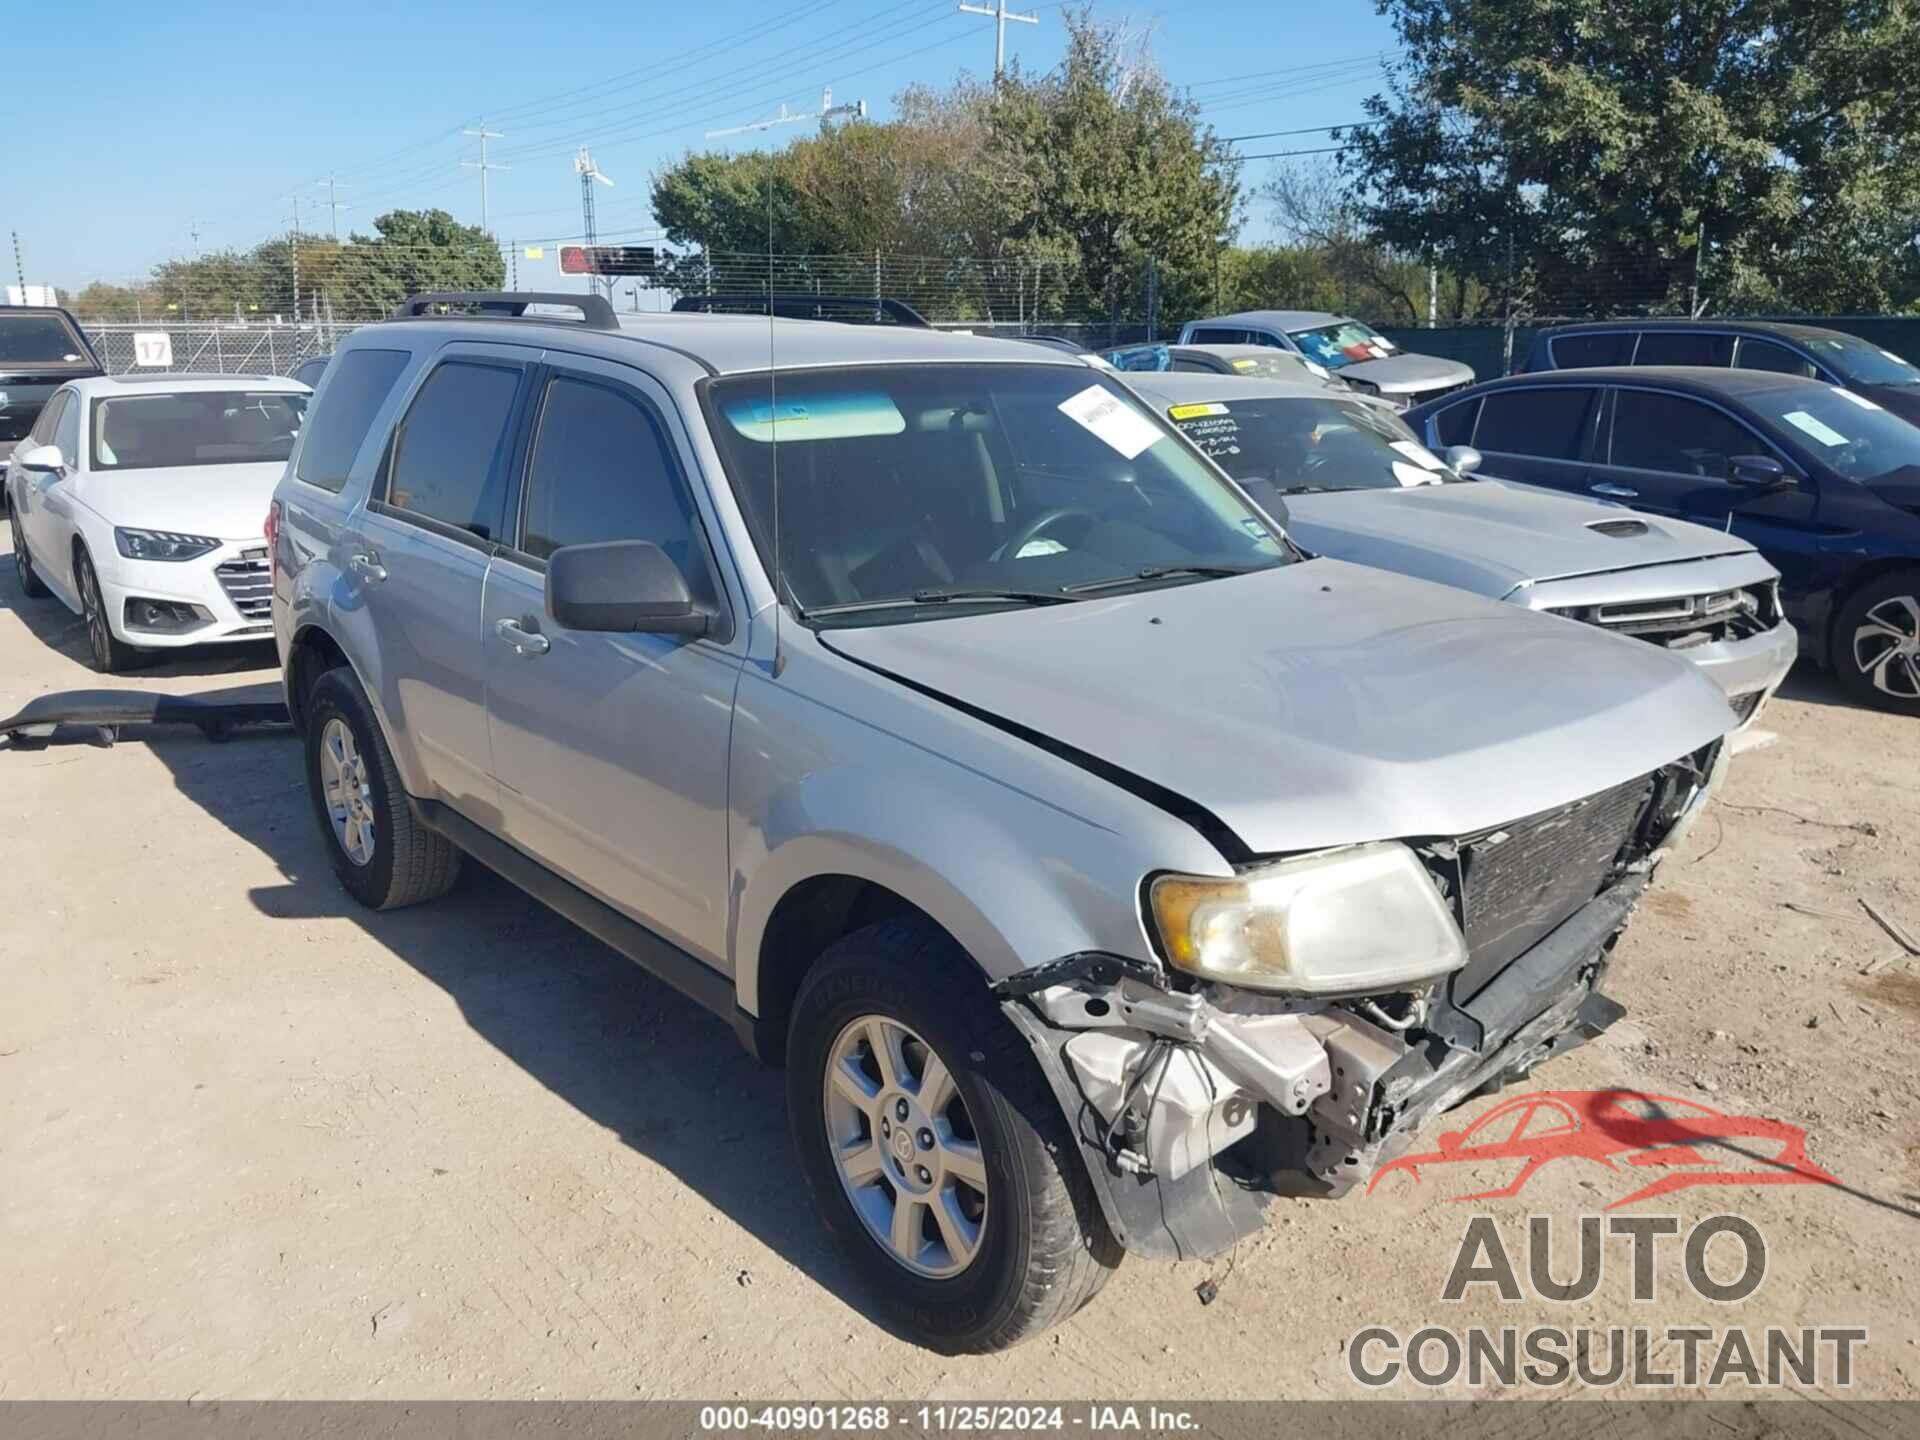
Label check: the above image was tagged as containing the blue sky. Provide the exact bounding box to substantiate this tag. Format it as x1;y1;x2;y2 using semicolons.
11;0;1399;290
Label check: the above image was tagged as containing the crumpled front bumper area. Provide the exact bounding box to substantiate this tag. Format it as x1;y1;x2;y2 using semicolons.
999;875;1645;1262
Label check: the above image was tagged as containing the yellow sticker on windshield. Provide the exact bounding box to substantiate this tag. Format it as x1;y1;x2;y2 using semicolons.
1168;402;1230;420
1231;358;1260;371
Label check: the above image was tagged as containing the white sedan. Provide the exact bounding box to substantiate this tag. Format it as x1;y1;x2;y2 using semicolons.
5;373;308;672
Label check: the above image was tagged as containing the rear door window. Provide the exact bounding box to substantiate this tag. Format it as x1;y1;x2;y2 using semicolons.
1609;390;1763;479
1734;338;1818;377
1633;331;1736;367
296;348;411;493
382;360;524;541
1473;388;1599;460
1550;332;1635;368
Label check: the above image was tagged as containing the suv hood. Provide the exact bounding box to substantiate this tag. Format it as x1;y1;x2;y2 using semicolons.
77;463;285;541
824;559;1734;855
1337;352;1475;395
1284;480;1756;599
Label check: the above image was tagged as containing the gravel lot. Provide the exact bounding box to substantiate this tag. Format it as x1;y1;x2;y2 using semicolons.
2;523;1916;1401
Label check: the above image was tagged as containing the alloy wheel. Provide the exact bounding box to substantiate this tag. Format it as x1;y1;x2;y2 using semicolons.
318;717;377;866
79;558;112;669
9;512;26;587
823;1014;989;1278
1852;593;1920;701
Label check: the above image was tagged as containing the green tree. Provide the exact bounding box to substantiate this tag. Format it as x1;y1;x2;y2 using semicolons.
1344;0;1920;316
329;210;505;317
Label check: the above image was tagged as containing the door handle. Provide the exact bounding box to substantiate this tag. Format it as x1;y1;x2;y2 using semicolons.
348;550;387;584
1590;482;1639;500
495;616;551;656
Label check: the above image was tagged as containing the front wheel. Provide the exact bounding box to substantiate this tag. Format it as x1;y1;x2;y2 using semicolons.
1835;571;1920;715
74;547;140;673
786;916;1120;1353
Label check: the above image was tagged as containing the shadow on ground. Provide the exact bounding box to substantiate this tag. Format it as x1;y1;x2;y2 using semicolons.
58;695;893;1337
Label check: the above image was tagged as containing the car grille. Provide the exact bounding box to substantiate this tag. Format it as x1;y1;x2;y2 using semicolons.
1550;585;1773;651
216;547;272;621
1450;773;1655;1001
1404;380;1469;408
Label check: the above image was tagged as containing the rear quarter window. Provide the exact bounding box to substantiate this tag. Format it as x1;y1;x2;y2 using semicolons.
1430;397;1481;447
1550;332;1635;368
294;348;411;493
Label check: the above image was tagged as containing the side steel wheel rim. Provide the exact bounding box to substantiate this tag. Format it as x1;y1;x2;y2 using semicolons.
823;1014;988;1279
318;717;377;866
1853;593;1920;700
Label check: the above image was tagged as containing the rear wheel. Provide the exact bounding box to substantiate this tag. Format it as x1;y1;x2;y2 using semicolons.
1834;571;1920;715
303;667;461;909
786;915;1120;1353
9;504;49;598
74;547;139;673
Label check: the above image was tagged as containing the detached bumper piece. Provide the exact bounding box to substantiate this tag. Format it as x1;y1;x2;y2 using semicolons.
0;689;292;748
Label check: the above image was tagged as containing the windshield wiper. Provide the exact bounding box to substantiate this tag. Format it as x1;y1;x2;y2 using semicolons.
806;586;1077;619
1063;564;1266;595
1269;483;1335;495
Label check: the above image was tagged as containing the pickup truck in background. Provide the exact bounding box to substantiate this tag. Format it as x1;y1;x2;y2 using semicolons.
0;306;105;482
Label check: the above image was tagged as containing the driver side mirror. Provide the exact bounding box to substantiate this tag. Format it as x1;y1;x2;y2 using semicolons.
17;443;65;474
1443;444;1483;476
546;539;714;637
1729;454;1791;490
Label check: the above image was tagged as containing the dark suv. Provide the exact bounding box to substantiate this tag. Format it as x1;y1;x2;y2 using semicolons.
1407;366;1920;713
1519;318;1920;428
0;306;105;474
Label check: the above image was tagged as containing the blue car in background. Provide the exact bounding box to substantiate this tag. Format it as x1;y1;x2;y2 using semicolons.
1406;366;1920;714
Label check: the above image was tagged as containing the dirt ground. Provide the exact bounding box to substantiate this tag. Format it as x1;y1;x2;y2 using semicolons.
1;522;1916;1403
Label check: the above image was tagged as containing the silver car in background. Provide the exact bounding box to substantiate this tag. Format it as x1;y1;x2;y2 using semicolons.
272;292;1737;1354
1179;309;1475;408
1127;371;1797;727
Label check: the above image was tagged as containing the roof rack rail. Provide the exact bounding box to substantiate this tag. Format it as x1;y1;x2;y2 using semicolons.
669;293;931;328
390;291;620;330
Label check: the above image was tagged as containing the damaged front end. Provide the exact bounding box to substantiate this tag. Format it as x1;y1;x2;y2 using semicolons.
997;741;1726;1261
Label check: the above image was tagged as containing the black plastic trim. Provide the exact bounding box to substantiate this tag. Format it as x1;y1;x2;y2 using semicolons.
409;797;740;1027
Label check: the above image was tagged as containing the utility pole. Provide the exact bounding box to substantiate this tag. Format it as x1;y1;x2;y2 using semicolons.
288;197;302;323
463;121;507;235
188;219;213;257
957;0;1037;79
314;175;352;240
574;147;615;300
11;230;24;296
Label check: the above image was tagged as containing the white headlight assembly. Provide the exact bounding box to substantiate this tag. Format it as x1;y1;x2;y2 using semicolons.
1149;841;1467;997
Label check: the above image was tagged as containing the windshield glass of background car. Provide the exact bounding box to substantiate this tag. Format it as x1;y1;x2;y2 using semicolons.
0;315;92;369
706;364;1289;621
1170;396;1453;493
1287;321;1393;371
1803;333;1920;388
1753;386;1920;483
91;392;307;471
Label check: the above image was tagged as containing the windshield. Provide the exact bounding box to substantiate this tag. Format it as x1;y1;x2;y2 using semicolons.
1752;385;1920;484
1286;319;1398;371
705;364;1291;624
1801;333;1920;389
1217;352;1324;381
0;314;94;370
91;391;307;471
1168;395;1457;494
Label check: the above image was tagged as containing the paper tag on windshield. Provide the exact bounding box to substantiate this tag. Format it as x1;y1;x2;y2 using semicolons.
1391;460;1440;488
1389;439;1446;470
1057;385;1162;460
1831;386;1882;410
1783;410;1849;446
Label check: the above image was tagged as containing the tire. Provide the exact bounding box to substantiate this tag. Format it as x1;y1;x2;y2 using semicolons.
786;915;1120;1353
73;547;140;673
303;667;461;910
9;503;49;598
1833;570;1920;715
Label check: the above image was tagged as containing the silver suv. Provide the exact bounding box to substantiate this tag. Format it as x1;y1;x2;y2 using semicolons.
270;292;1737;1353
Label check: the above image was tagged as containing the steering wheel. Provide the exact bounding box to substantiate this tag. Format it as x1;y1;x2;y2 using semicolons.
999;506;1096;560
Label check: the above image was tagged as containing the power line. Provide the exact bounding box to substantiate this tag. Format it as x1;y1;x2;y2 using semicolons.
1219;121;1376;143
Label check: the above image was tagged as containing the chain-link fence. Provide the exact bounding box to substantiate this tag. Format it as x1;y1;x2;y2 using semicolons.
84;322;353;377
